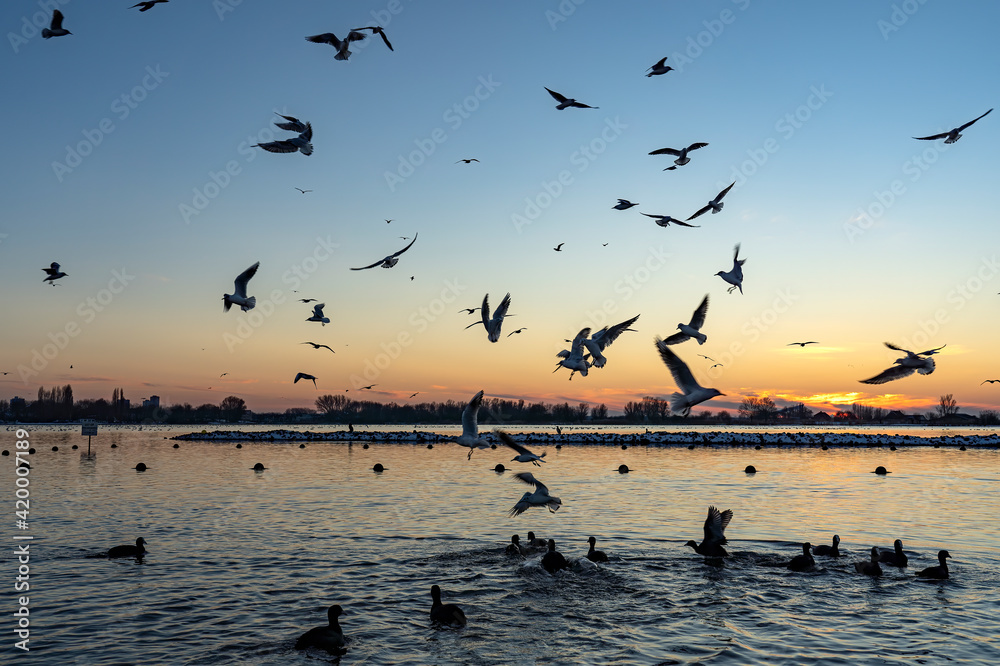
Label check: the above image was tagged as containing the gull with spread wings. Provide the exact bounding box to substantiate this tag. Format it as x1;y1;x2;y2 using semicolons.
555;328;591;380
584;314;640;368
688;182;735;220
351;234;417;270
859;342;944;384
223;262;259;312
508;472;562;517
465;292;512;342
544;87;598;110
496;430;546;466
662;295;709;346
655;337;724;415
454;390;490;459
913;108;992;144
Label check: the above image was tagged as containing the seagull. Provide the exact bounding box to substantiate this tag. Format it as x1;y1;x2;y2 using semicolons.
306;303;330;326
42;262;68;285
455;390;489;459
305;31;366;61
641;213;699;228
299;298;317;303
351;234;417;270
385;219;393;224
42;10;71;38
409;392;420;398
914;109;992;144
710;363;723;369
554;243;564;251
715;243;746;294
544;87;598;110
294;188;312;194
646;56;673;77
254;123;313;156
130;0;169;11
352;25;393;50
662;295;709;346
649;142;708;168
455;158;479;164
698;354;717;362
358;384;376;390
223;261;259;312
458;307;479;315
302;342;334;353
859;342;942;384
507;472;562;516
689;182;735;220
274;113;308;132
220;372;229;377
655;337;724;416
496;430;545;466
507;328;527;337
788;341;819;347
685;506;733;557
982;379;1000;385
583;314;640;368
465;292;512;342
613;199;639;210
294;372;317;388
555;328;591;380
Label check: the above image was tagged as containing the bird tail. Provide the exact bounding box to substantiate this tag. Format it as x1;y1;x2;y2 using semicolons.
695;332;707;345
42;29;52;38
918;358;935;375
669;392;689;416
335;50;350;61
223;296;233;312
243;296;256;311
299;142;313;156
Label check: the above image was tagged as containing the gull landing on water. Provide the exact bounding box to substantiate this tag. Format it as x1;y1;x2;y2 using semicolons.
688;182;735;220
544;87;598;110
351;234;417;270
466;292;512;342
223;262;259;312
914;108;992;144
655;337;724;416
859;342;944;384
508;472;562;517
715;243;745;294
662;295;709;346
455;390;489;459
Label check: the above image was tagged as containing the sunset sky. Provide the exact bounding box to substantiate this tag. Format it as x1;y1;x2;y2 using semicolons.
2;1;998;416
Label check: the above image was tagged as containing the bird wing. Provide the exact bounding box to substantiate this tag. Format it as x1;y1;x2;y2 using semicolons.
390;233;417;258
648;147;681;156
513;472;547;492
496;430;533;456
916;344;946;356
956;108;993;131
661;331;689;345
233;262;260;297
703;506;732;543
299;122;313;142
655;337;698;393
912;131;950;141
306;33;340;47
312;303;325;317
649;57;668;69
688;295;709;330
617;199;631;205
714;182;736;203
508;493;532;517
256;140;299;153
461;390;484;437
544;87;568;103
672;218;701;228
479;293;491;329
570;328;592;355
859;365;916;385
294;373;306;383
378;30;393;50
350;258;383;270
641;213;664;220
52;10;65;29
346;30;367;42
732;243;742;264
490;292;511;324
883;342;911;354
686;142;709;152
594;314;640;350
687;205;711;221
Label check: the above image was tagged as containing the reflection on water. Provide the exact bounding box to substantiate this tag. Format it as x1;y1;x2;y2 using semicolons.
7;427;1000;665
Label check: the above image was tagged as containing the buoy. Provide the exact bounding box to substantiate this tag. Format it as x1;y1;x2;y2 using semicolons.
873;466;890;475
173;443;179;448
618;464;630;474
494;463;506;473
252;463;266;471
744;465;757;474
135;463;147;472
491;444;497;449
621;444;628;450
71;445;78;450
426;443;433;449
236;443;242;449
1;450;8;456
754;445;761;450
362;443;369;449
299;444;306;449
52;446;59;452
373;463;385;473
821;445;829;450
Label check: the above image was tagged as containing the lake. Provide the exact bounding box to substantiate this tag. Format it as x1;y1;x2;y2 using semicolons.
6;425;1000;665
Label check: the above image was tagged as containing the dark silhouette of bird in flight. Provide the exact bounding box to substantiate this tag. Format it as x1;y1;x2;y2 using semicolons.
788;341;819;347
913;109;992;144
507;328;527;337
302;342;334;353
650;142;708;169
456;158;479;164
294;372;317;388
545;87;598;109
42;262;68;285
299;298;317;303
305;31;366;61
42;10;71;38
553;243;564;251
613;199;638;210
352;25;393;50
131;0;169;11
689;182;735;220
981;379;1000;385
642;213;699;228
646;56;673;76
859;342;944;384
294;187;312;194
351;234;417;270
358;384;376;390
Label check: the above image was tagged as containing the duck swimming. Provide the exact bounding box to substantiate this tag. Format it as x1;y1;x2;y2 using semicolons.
585;536;609;563
108;537;146;558
541;539;568;574
854;547;882;576
813;534;841;557
430;585;467;626
915;550;951;579
295;604;346;653
878;539;908;566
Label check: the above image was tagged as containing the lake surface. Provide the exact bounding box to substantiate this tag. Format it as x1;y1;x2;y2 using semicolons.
6;426;1000;665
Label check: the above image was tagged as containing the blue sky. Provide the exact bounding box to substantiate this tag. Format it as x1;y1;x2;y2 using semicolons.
2;0;998;415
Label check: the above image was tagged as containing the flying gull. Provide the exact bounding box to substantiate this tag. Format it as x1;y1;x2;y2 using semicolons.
42;262;68;285
662;295;709;346
688;182;735;220
223;262;259;312
131;0;169;11
649;142;708;169
507;472;562;516
715;243;746;294
544;87;598;110
859;342;943;384
642;213;699;228
584;314;640;368
646;57;673;77
555;328;591;379
351;25;393;50
613;199;639;210
788;341;819;347
456;158;479;164
913;109;992;144
302;342;334;353
466;292;512;342
496;430;546;466
294;372;317;388
455;390;489;459
655;337;724;416
351;234;417;270
305;31;366;61
254;123;313;156
306;303;330;326
42;10;71;38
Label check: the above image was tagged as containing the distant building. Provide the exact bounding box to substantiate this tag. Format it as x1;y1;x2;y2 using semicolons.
142;396;160;409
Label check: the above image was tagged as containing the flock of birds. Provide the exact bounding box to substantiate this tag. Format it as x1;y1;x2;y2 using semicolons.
31;4;998;415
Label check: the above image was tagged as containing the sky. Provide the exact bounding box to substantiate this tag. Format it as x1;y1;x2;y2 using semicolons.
2;0;999;417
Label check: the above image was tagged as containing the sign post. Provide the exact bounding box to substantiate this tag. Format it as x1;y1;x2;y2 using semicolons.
81;420;98;458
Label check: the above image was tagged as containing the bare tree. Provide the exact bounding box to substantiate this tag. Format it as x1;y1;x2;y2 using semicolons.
220;395;247;422
739;396;777;422
936;393;959;418
315;394;349;414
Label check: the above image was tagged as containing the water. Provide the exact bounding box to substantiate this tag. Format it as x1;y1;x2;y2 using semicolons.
6;426;1000;665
